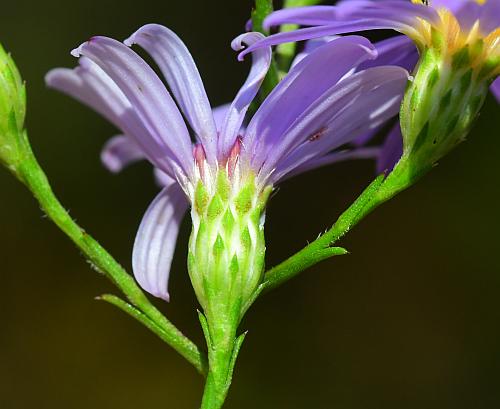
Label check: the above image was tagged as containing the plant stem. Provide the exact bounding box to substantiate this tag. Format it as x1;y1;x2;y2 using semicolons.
252;0;281;99
200;343;234;409
199;312;245;409
263;159;430;291
275;0;327;73
17;146;207;375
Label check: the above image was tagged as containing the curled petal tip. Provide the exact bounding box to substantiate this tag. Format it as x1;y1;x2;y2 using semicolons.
231;34;247;52
70;46;82;58
100;151;122;173
124;24;165;47
123;36;134;47
123;31;138;47
71;37;96;57
44;68;59;86
71;36;106;57
231;32;265;51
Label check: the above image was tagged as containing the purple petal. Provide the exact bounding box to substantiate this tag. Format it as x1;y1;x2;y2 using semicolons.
217;32;272;159
281;147;381;181
46;57;180;179
244;36;378;174
101;134;176;186
125;24;218;164
132;182;188;301
239;22;400;60
376;122;403;174
353;126;381;147
477;0;500;34
46;57;135;135
154;168;175;187
240;1;439;60
101;135;145;173
269;65;409;183
72;36;194;178
290;36;339;69
490;77;500;103
453;2;483;32
212;103;231;131
358;35;418;73
264;1;438;30
263;5;355;28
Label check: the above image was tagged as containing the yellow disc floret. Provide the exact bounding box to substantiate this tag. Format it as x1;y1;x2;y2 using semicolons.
407;2;499;78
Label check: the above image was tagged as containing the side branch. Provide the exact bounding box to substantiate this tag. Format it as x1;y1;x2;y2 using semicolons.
263;174;388;291
17;147;207;376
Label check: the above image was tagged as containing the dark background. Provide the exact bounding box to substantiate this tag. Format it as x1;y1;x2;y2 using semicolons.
1;1;499;408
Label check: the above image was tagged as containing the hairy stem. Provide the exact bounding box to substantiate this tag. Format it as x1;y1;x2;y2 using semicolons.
199;312;245;409
263;159;429;291
17;146;207;375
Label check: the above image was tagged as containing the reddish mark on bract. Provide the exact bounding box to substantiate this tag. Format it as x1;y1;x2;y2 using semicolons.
227;136;242;177
194;144;207;179
308;127;328;142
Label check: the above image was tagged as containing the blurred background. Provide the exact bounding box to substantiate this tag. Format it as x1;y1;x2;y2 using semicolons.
1;1;499;408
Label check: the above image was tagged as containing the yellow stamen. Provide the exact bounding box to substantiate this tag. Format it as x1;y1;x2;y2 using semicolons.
404;4;499;77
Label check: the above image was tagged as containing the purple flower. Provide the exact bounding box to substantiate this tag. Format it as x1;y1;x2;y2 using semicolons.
244;0;499;97
242;0;499;170
292;34;418;172
46;24;408;301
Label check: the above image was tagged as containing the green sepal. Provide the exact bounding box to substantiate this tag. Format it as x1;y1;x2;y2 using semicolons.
452;46;470;70
188;170;270;329
212;234;225;261
234;181;255;215
207;194;224;220
477;55;500;81
222;208;236;233
216;170;231;202
195;181;209;214
399;39;492;174
197;310;212;350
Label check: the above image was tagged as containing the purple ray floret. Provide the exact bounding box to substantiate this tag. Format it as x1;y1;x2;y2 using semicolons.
244;0;499;101
242;0;499;171
46;24;409;301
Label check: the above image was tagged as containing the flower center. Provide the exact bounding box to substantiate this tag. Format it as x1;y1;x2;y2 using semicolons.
406;4;499;78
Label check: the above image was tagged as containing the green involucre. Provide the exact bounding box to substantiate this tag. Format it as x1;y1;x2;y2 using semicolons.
0;43;27;174
399;42;494;178
188;171;271;325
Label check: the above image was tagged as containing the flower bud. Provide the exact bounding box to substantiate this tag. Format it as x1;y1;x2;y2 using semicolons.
399;17;498;177
0;43;27;174
188;170;271;326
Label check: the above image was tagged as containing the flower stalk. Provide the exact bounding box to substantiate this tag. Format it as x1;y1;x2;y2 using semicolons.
275;0;323;72
263;155;431;292
15;139;207;375
251;0;280;99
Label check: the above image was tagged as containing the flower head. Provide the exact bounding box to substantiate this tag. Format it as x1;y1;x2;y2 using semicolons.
244;0;499;174
0;43;26;175
46;24;408;319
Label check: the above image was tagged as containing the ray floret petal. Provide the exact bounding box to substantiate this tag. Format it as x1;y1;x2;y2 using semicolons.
46;24;409;305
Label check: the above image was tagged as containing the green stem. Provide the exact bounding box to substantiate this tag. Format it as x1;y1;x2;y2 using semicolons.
17;147;207;375
199;313;245;409
275;0;325;73
252;0;280;99
200;347;233;409
263;159;430;291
